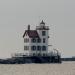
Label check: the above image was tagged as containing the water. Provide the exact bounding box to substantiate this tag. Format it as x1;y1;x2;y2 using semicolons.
0;61;75;75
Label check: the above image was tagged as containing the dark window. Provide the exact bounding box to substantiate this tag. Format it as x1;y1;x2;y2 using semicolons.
37;46;41;51
42;46;46;51
31;46;36;50
24;46;29;50
31;38;36;43
43;38;45;43
37;38;41;43
38;53;41;56
43;53;46;56
24;38;29;43
42;31;46;36
33;53;35;56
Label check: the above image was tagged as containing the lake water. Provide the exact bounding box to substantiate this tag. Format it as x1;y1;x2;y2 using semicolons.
0;61;75;75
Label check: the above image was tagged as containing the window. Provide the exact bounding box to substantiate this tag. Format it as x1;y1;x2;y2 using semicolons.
38;53;41;56
31;46;36;51
42;46;46;51
37;46;41;51
31;38;36;43
24;38;29;43
43;38;45;43
43;53;46;56
24;46;29;50
42;31;46;36
33;53;35;56
37;38;41;43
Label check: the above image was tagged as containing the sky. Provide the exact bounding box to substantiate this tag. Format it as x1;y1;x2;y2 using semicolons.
0;0;75;58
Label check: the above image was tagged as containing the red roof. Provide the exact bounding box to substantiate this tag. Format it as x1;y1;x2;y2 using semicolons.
23;30;39;38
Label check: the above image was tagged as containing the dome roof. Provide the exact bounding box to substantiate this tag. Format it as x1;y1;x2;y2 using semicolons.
40;20;45;24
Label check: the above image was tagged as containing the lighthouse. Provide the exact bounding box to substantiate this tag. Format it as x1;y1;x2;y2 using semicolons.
11;20;61;63
23;20;49;56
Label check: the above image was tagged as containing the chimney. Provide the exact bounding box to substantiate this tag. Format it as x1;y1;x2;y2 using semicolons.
28;25;30;30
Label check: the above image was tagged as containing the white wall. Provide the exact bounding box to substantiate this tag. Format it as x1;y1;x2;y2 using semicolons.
23;34;31;56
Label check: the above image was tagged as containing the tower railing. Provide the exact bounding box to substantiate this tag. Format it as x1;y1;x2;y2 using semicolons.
36;26;49;30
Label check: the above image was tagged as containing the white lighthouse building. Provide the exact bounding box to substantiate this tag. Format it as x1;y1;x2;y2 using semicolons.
11;20;61;63
23;20;49;56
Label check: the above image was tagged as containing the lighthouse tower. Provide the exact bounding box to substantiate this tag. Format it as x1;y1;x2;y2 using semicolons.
36;20;49;56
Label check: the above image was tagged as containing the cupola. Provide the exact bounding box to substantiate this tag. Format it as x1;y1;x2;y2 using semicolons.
40;20;45;26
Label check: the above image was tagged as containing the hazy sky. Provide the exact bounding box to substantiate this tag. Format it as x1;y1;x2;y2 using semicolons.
0;0;75;58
